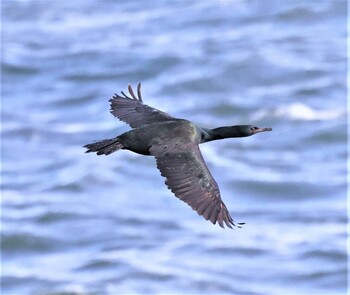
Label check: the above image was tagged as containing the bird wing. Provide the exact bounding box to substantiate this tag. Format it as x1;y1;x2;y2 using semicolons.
109;83;174;128
150;138;241;228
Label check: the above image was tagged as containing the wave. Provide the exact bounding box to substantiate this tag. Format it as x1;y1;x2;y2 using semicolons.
252;102;345;121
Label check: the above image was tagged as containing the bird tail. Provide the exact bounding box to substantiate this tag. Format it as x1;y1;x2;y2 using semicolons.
84;137;123;155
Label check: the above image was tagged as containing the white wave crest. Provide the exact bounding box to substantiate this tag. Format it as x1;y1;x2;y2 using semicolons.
252;102;345;121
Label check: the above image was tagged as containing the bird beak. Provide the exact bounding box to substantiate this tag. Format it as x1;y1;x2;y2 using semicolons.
255;127;272;134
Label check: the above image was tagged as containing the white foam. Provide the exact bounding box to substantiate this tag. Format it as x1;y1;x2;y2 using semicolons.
252;102;345;121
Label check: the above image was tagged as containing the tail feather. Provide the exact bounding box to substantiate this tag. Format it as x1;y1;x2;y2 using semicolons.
84;138;123;155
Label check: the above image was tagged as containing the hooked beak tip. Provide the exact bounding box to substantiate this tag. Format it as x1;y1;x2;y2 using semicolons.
256;127;273;134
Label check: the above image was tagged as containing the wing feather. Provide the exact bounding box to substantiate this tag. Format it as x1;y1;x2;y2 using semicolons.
150;139;240;228
109;83;174;128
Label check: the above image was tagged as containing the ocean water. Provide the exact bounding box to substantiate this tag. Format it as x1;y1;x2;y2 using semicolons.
1;0;347;294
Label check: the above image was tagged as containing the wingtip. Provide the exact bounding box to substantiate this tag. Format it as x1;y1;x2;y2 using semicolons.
127;84;138;100
217;216;245;230
137;82;143;101
234;221;245;229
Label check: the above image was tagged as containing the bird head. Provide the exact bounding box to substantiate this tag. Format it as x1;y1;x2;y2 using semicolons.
239;125;273;136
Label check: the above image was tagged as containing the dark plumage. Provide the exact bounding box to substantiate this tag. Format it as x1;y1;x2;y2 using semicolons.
84;83;272;228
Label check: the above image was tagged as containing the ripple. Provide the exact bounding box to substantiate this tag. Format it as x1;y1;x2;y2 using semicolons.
1;232;59;253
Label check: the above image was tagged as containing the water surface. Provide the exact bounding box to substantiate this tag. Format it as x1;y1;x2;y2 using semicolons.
1;0;347;294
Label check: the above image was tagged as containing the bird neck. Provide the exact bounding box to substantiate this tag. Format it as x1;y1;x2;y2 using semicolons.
202;126;248;143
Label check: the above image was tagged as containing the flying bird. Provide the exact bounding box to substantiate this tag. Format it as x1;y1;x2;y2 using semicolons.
84;83;272;228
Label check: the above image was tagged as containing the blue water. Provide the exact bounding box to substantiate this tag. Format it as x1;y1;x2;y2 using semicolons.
1;0;347;294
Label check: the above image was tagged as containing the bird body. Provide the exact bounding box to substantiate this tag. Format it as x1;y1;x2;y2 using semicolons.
118;119;199;156
85;83;272;228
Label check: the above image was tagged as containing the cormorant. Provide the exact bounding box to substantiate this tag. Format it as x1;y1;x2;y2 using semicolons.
84;83;272;228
